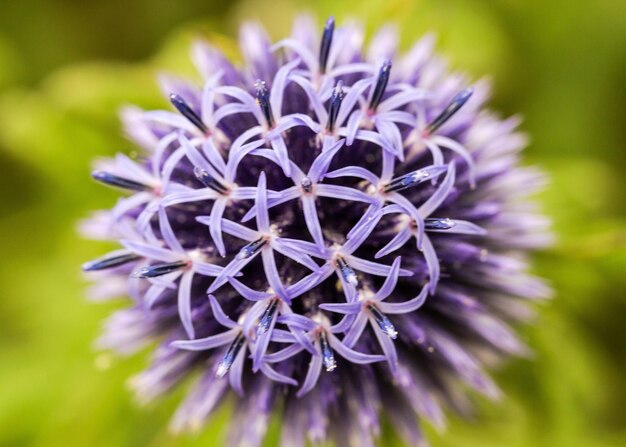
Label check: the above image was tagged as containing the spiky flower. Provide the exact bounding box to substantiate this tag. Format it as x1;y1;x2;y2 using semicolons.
82;15;552;447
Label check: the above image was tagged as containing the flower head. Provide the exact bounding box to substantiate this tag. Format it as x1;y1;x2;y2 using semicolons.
83;15;551;447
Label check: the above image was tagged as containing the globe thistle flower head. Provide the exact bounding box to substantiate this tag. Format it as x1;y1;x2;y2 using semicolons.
83;14;552;447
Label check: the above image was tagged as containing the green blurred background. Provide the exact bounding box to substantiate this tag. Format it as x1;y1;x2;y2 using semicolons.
0;0;624;446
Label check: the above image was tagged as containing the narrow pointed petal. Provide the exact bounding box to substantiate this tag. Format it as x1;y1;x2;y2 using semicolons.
296;349;323;397
259;362;298;386
178;271;196;339
158;207;185;254
241;186;299;223
261;248;289;302
375;257;402;300
371;318;398;372
348;255;412;277
209;198;227;257
430;135;475;187
196;217;258;242
378;283;429;314
309;138;346;182
342;312;368;347
319;302;362;314
228;277;274;302
325;166;379;185
421;234;440;294
329;335;385;364
228;346;247;396
171;328;237;351
375;227;412;259
208;295;238;329
301;196;325;250
419;163;456;218
192;262;225;277
316;184;374;203
255;172;270;232
272;238;319;271
264;343;305;363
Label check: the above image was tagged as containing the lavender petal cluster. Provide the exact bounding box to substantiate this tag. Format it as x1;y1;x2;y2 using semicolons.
82;15;552;447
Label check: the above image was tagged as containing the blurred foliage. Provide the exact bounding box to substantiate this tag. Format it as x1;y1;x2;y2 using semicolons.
0;0;624;446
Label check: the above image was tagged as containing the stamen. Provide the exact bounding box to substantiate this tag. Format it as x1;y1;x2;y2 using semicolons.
425;87;474;135
326;81;344;133
237;237;267;260
82;251;141;271
257;300;279;335
319;332;337;372
254;80;274;127
216;332;245;378
300;176;313;193
193;167;228;194
383;168;436;193
92;171;151;192
319;16;335;74
425;218;456;230
368;59;392;111
336;257;358;287
169;93;208;134
368;304;397;339
131;261;188;278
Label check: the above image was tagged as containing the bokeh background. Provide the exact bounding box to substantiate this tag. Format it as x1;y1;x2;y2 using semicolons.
0;0;624;446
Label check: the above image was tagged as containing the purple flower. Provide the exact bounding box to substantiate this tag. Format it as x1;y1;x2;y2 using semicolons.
82;14;552;447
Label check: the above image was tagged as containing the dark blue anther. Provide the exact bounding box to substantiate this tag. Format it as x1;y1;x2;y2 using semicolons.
132;261;188;278
237;237;267;260
425;87;474;134
336;257;358;287
216;332;245;378
169;93;208;134
319;16;335;74
326;81;344;132
92;171;151;192
254;80;274;127
193;167;228;194
82;251;141;271
319;332;337;371
369;59;392;111
257;299;279;335
424;218;456;230
368;304;397;339
383;168;434;193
